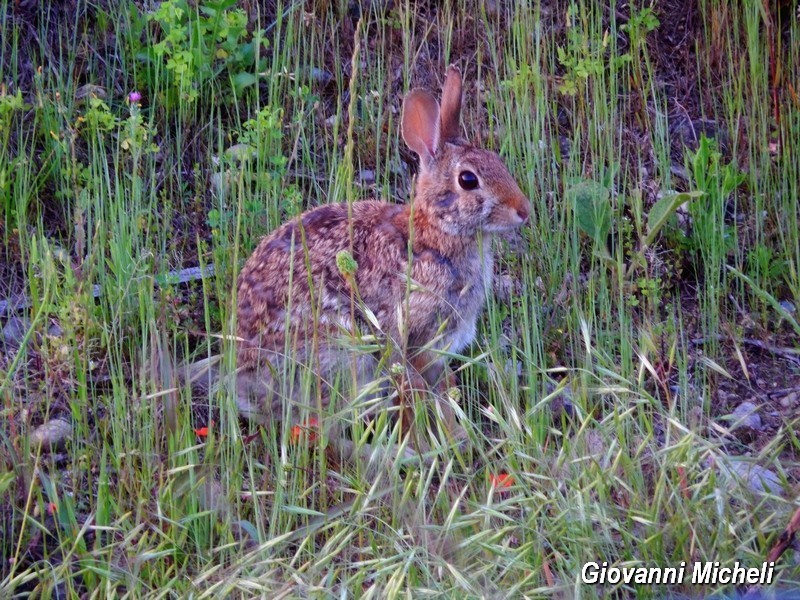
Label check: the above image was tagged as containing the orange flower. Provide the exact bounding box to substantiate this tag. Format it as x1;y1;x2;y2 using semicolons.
290;417;320;444
194;419;215;438
489;472;514;489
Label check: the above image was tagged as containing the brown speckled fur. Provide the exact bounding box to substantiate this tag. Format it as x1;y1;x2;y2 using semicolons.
234;66;530;435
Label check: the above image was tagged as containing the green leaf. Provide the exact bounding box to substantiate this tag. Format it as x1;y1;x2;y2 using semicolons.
722;165;746;197
204;0;238;10
0;472;14;497
232;72;258;91
238;41;256;64
567;180;611;247
644;190;703;246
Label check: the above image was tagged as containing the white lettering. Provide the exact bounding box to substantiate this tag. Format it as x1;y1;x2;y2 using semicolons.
581;561;775;587
693;561;714;584
582;562;600;584
731;562;747;584
765;562;775;584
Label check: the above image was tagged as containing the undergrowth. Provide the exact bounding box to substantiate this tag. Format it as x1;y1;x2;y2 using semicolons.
1;0;798;597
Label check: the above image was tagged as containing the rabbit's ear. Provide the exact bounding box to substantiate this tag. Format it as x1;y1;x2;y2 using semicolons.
440;65;462;142
402;89;440;166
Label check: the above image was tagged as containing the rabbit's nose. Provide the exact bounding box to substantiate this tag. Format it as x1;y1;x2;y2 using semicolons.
515;195;531;223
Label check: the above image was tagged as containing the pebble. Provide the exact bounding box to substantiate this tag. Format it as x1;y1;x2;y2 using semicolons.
780;392;798;408
29;419;72;451
308;67;333;86
728;461;783;495
47;322;63;338
2;316;31;347
0;316;59;346
503;359;522;378
547;381;575;420
727;401;763;431
223;143;257;163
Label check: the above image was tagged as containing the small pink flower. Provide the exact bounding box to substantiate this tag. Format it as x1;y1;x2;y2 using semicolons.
128;91;142;103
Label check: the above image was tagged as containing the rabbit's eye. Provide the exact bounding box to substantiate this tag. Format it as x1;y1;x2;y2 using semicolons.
458;171;479;190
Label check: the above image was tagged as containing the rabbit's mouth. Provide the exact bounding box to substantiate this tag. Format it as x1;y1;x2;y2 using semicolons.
483;196;531;233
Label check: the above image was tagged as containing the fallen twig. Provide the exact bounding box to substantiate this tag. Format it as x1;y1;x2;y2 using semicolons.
764;386;800;398
765;508;800;564
743;507;800;599
0;265;216;316
691;335;800;364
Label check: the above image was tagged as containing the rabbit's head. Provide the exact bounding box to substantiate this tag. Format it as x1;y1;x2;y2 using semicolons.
402;66;530;237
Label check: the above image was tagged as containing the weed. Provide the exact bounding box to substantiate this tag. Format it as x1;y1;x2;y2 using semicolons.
1;1;798;597
130;0;267;106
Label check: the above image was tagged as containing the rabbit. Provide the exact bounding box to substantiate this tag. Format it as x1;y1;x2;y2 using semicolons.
201;65;530;460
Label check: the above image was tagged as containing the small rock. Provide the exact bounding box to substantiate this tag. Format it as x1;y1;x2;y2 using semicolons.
223;143;257;164
308;67;333;86
547;381;575;420
716;389;737;404
29;419;72;451
780;392;798;409
725;401;763;432
2;316;32;347
503;359;522;378
717;459;783;495
674;118;731;154
358;169;375;184
779;300;796;314
74;83;107;100
210;171;233;197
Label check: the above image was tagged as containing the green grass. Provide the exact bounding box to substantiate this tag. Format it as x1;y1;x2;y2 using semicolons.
1;0;799;597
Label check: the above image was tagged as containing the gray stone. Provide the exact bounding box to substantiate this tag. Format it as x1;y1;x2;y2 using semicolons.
2;316;32;347
718;459;783;495
47;322;63;338
29;419;72;451
780;392;798;409
308;68;333;86
726;401;763;432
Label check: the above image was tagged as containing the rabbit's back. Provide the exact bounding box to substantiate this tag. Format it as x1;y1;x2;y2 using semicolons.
237;200;413;369
238;197;494;365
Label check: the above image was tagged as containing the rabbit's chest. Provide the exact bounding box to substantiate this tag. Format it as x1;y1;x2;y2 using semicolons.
442;246;493;352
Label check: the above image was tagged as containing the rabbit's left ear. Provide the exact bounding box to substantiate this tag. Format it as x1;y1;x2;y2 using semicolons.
402;89;441;167
439;65;462;142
